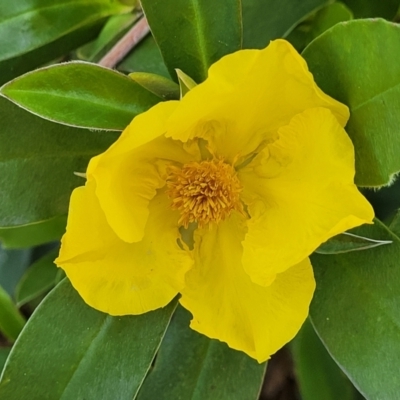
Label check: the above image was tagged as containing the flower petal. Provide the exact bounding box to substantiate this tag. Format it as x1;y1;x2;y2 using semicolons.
239;107;374;285
167;39;348;163
179;212;315;362
88;101;199;243
56;182;192;316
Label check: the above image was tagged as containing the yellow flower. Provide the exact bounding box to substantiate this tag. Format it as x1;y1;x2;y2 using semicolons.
56;40;374;362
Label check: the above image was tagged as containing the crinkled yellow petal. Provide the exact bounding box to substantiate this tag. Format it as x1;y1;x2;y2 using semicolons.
166;39;348;163
88;101;199;243
239;107;374;285
56;182;192;316
179;212;315;363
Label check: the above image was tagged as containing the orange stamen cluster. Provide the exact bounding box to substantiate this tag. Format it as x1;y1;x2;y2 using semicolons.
166;159;243;227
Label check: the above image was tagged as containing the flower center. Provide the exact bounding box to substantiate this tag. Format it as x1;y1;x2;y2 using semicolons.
166;159;243;228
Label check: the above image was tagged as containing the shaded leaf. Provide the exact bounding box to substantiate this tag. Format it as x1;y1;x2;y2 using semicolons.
138;306;267;400
292;318;358;400
0;280;177;400
1;62;161;131
0;96;117;227
16;249;59;307
242;0;330;49
0;285;25;342
302;20;400;187
310;219;400;399
176;69;197;98
342;0;399;18
141;0;242;83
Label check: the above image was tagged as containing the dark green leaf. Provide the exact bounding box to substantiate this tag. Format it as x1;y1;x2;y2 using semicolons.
129;72;180;100
315;231;391;254
342;0;399;18
389;209;400;236
138;306;266;400
118;35;170;78
0;246;31;296
0;216;66;249
302;20;400;187
292;319;357;400
0;0;130;85
0;96;118;227
310;219;400;399
1;62;161;131
0;349;10;373
16;249;59;307
0;285;25;342
0;279;177;400
242;0;330;49
141;0;242;83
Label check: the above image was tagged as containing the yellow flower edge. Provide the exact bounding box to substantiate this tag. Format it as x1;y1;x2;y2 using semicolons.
56;39;374;363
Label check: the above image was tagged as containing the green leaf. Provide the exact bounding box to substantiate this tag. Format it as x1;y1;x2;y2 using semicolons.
302;20;400;187
77;13;139;62
118;35;170;78
342;0;399;18
0;285;25;342
242;0;330;49
315;231;392;254
176;69;198;98
0;216;66;249
129;72;180;100
138;306;266;400
0;349;10;373
389;209;400;236
310;219;400;399
1;62;161;131
0;0;130;85
0;279;177;399
141;0;242;83
291;319;356;400
0;247;31;296
16;249;59;307
0;96;117;227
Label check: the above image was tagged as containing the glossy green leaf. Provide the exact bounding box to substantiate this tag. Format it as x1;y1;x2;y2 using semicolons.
138;306;266;400
0;246;31;296
0;285;25;342
242;0;329;49
315;232;391;254
16;248;59;307
77;13;139;62
1;62;161;131
310;219;400;399
0;216;66;249
129;72;180;100
0;279;177;399
0;0;130;85
118;35;170;78
303;20;400;187
342;0;399;18
176;69;198;98
141;0;242;83
0;96;117;227
292;319;356;400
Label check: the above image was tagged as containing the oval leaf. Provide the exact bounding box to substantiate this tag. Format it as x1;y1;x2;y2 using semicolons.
0;285;25;342
0;0;130;84
0;279;177;399
0;96;117;227
138;306;267;400
1;62;161;131
129;72;180;100
141;0;242;83
302;20;400;187
310;219;400;399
